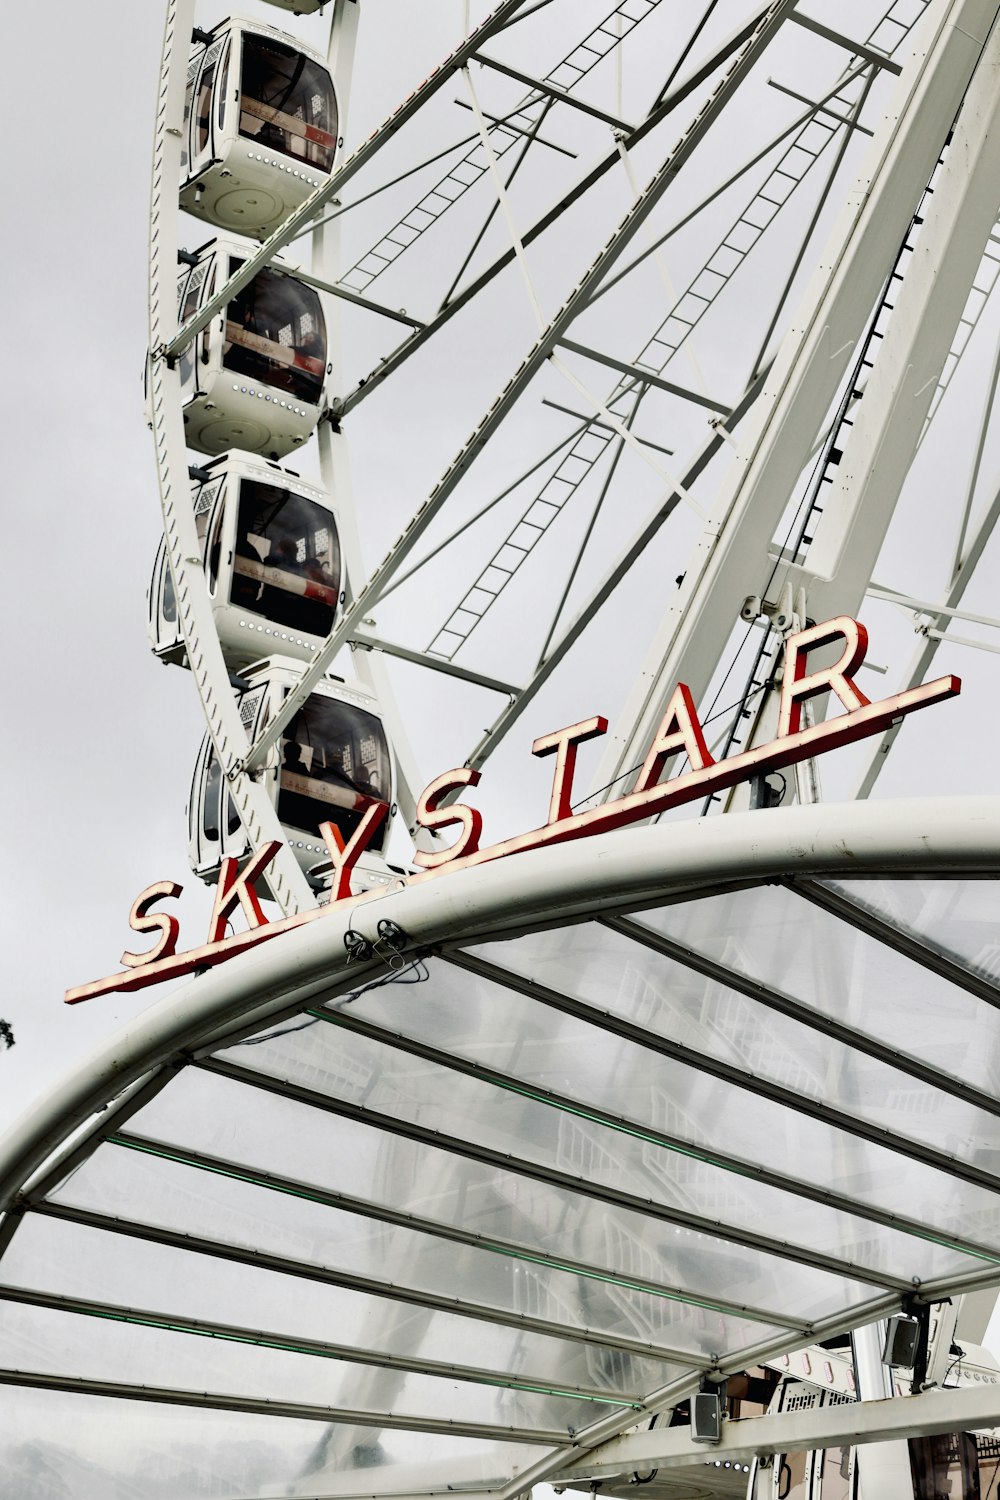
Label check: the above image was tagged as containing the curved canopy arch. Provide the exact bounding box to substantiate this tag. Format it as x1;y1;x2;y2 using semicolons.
1;797;999;1497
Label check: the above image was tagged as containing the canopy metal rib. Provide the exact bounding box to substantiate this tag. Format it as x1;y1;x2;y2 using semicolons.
192;1058;912;1291
280;1002;1000;1270
789;878;1000;1009
93;1137;806;1333
0;1284;639;1408
445;951;1000;1205
29;1200;699;1364
0;1368;564;1445
0;1068;178;1268
605;914;1000;1120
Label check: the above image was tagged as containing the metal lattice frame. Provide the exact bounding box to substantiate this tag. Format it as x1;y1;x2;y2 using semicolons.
145;0;996;891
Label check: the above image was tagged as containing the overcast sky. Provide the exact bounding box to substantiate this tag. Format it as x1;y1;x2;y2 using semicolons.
2;0;998;1170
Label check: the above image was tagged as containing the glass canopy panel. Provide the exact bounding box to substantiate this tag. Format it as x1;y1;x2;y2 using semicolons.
290;962;1000;1272
127;1066;907;1296
49;1103;876;1337
211;1008;994;1288
4;1208;667;1401
0;1297;590;1438
630;884;1000;1097
0;1382;528;1500
45;1146;728;1377
470;923;1000;1217
821;879;1000;985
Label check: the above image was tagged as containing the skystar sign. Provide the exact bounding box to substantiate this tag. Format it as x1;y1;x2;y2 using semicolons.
66;616;959;1004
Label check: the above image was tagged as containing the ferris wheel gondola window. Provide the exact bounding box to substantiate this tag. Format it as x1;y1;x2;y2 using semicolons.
238;33;337;173
231;478;340;637
277;697;391;852
200;747;242;848
217;41;230;133
223;258;326;406
176;259;209;392
195;55;217;157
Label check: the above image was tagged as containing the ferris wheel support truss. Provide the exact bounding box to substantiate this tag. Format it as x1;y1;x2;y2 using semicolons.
689;0;1000;814
593;0;1000;800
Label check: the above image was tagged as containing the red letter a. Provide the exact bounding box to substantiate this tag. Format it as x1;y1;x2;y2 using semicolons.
634;685;713;793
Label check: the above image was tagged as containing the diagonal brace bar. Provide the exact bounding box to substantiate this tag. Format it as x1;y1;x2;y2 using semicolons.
159;0;536;359
241;2;800;772
471;51;638;132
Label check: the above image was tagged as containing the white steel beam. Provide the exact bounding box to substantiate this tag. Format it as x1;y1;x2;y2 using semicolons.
852;474;1000;795
594;0;1000;797
550;1380;1000;1481
786;4;1000;624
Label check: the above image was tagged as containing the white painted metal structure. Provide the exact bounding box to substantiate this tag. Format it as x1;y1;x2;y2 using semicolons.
5;0;1000;1495
1;803;1000;1497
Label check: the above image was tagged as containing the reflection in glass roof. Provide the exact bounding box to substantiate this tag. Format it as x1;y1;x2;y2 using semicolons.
3;858;1000;1497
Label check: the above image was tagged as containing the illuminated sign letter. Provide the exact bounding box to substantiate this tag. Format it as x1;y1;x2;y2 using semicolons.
120;880;183;968
320;803;390;900
206;840;283;944
532;716;608;824
412;768;482;870
634;684;714;793
777;616;870;740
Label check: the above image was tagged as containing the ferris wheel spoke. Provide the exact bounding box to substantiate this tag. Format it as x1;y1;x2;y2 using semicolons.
744;69;880;385
340;0;671;296
333;9;782;419
461;374;768;776
244;2;803;773
439;96;560;311
423;66;865;669
534;395;646;671
919;214;1000;438
853;477;1000;799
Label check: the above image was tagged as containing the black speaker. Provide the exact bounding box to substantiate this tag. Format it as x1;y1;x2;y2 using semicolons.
883;1314;920;1368
691;1391;722;1445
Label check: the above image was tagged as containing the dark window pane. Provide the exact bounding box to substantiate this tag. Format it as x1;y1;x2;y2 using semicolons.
218;42;230;131
162;558;177;624
203;753;223;843
277;697;390;851
230;479;340;637
223;261;327;406
196;58;216;155
239;33;337;172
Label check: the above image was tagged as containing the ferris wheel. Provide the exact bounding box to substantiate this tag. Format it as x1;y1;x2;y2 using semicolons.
144;0;1000;933
0;2;988;1496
